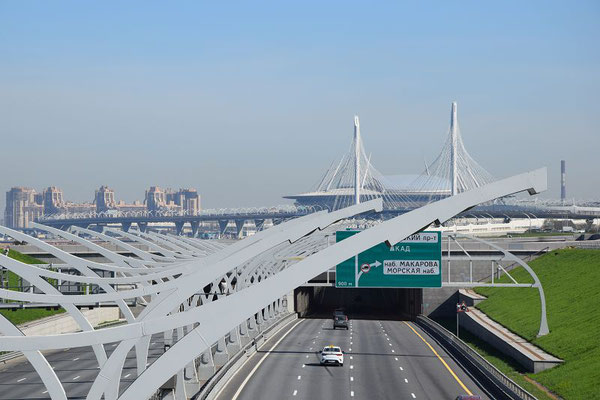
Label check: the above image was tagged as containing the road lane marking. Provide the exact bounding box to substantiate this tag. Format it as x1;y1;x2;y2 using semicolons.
404;378;408;383
350;376;354;381
297;375;301;380
17;378;26;382
394;357;398;361
351;390;355;397
350;356;353;360
391;350;395;353
73;376;80;381
124;373;131;378
42;390;48;394
350;365;354;369
411;393;416;398
403;321;473;396
228;319;303;400
293;390;298;396
302;364;306;368
400;367;404;371
73;357;79;361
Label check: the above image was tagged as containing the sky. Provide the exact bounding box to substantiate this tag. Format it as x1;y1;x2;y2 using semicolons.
1;1;599;213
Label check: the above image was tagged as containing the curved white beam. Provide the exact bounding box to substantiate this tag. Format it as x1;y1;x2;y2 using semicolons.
117;168;546;400
454;233;549;336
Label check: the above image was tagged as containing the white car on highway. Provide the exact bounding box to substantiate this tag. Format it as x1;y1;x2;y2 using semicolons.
319;345;344;366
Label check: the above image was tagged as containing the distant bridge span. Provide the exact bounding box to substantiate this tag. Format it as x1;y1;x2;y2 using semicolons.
36;204;600;237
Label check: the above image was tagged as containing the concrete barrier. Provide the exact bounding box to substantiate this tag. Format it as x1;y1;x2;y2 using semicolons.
460;309;562;373
18;307;121;336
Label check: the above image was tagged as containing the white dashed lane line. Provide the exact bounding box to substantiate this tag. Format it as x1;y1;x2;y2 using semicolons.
293;390;298;396
17;378;26;382
350;376;354;381
297;375;301;380
411;393;416;398
73;376;81;381
73;357;79;361
404;378;408;383
351;390;355;397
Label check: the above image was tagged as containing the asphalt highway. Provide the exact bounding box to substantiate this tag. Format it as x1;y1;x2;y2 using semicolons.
0;334;165;400
216;318;490;400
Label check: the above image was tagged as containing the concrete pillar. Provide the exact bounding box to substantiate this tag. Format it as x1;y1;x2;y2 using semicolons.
247;316;258;338
239;321;251;346
175;369;187;400
254;219;265;231
122;222;132;232
175;221;184;236
190;221;200;237
226;327;242;354
214;336;229;368
235;219;246;239
137;222;148;233
196;349;215;381
218;220;229;238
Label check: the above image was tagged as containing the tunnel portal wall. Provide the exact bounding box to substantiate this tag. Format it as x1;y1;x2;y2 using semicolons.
294;287;422;320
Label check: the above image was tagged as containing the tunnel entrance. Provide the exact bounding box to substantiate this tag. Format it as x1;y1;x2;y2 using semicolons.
294;286;422;320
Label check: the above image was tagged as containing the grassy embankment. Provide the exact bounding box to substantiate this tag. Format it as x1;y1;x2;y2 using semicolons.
1;249;65;325
469;249;600;399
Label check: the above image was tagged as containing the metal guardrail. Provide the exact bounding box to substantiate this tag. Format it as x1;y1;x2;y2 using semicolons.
0;351;22;364
416;315;537;400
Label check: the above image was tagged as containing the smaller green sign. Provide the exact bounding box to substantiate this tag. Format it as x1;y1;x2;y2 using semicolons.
335;230;442;288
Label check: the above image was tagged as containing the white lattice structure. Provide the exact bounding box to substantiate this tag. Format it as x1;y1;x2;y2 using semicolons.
0;168;546;399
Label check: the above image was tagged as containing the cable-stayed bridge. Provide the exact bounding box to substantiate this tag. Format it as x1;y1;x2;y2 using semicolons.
36;102;600;235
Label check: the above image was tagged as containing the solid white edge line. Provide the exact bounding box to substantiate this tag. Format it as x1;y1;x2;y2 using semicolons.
220;318;304;400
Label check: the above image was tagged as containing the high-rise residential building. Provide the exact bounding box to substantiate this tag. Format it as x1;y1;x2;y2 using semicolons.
4;187;44;229
43;186;65;214
145;186;167;212
4;185;201;226
94;186;116;213
177;188;201;215
145;187;200;215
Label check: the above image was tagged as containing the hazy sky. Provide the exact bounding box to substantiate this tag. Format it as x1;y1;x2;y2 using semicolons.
1;1;599;213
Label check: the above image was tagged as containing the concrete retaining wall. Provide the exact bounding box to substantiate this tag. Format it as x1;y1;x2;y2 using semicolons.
460;310;562;373
18;307;121;336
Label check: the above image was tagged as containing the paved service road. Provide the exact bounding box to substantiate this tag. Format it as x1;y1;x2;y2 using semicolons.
217;318;490;400
0;334;165;400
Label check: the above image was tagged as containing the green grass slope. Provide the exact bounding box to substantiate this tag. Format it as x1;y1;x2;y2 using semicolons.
1;249;65;325
475;248;600;399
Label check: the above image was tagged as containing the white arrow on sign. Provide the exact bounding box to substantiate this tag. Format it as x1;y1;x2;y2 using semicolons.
356;260;382;282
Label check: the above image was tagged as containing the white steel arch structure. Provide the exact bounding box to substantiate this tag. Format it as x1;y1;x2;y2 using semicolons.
0;168;546;399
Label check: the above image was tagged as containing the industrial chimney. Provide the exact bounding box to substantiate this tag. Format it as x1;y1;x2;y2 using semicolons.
561;160;566;204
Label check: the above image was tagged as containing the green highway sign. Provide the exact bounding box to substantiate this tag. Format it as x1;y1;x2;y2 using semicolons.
335;230;442;288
